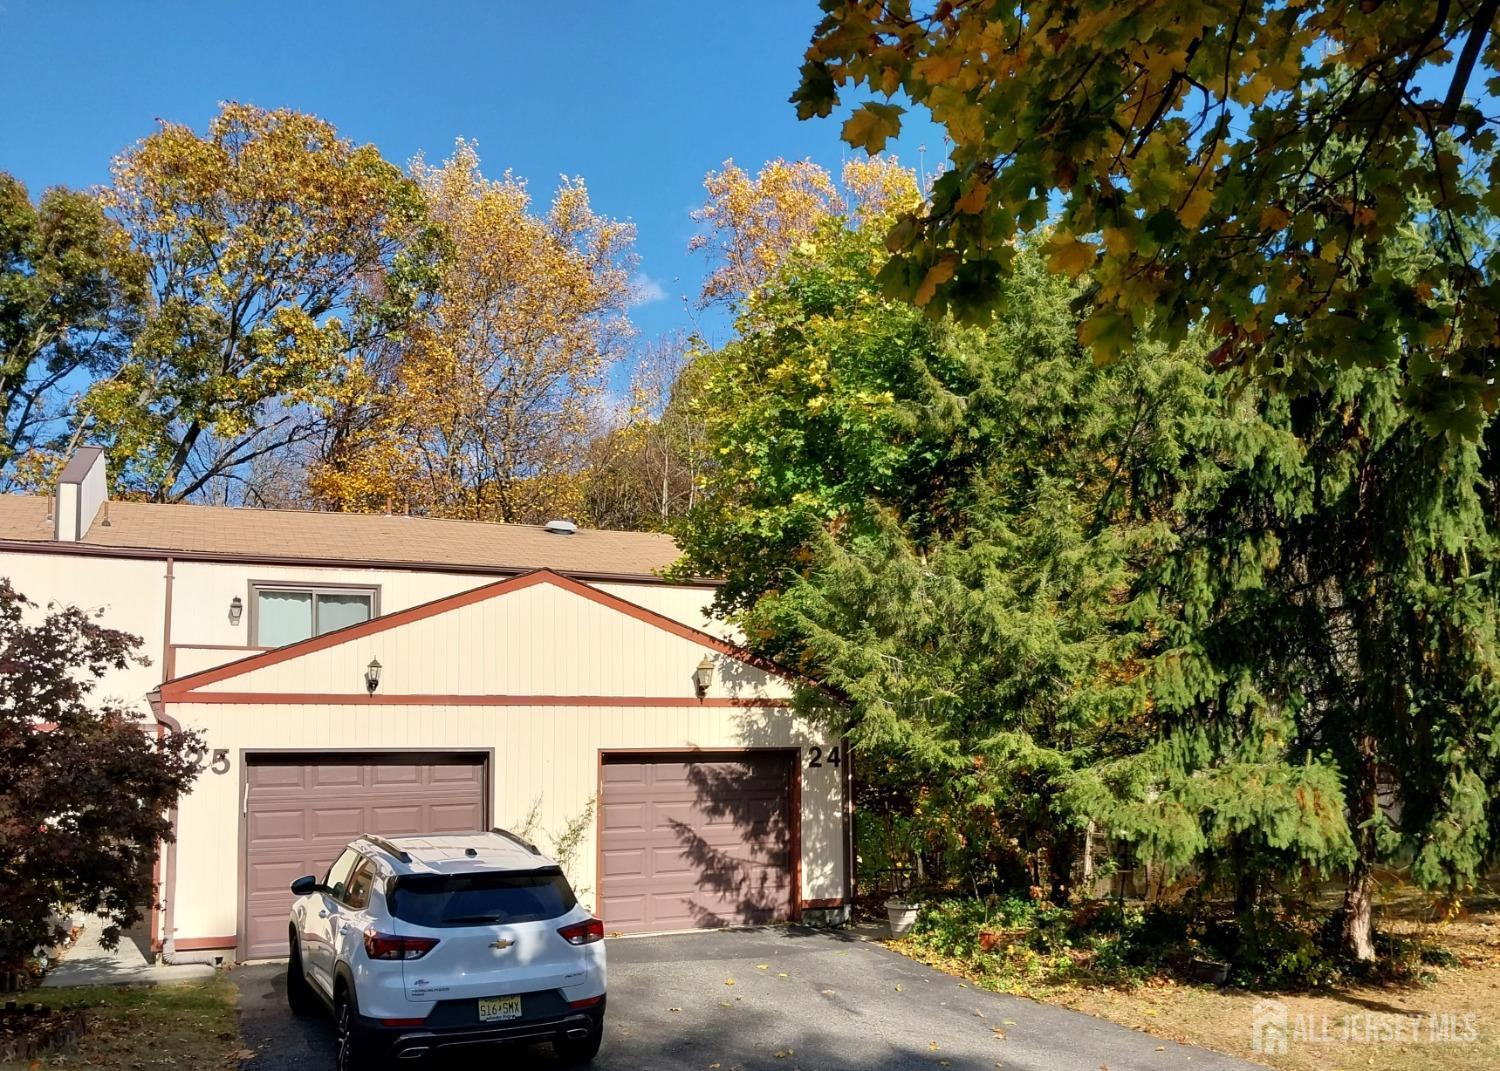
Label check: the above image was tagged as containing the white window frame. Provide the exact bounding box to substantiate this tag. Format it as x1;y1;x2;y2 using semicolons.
248;581;380;647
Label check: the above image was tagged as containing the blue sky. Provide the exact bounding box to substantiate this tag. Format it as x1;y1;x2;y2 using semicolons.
0;1;940;386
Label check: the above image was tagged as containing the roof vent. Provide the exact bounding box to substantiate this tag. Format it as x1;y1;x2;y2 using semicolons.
544;519;577;535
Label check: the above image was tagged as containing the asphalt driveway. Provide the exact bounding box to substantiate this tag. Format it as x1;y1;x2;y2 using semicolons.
234;926;1260;1071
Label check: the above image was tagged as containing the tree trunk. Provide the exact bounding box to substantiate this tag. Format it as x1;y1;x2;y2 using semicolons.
1231;835;1259;915
1341;857;1376;961
1340;740;1379;961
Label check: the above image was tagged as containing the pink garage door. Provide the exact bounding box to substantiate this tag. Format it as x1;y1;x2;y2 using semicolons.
598;753;794;935
241;754;486;959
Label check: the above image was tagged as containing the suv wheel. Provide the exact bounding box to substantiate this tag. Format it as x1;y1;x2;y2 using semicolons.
334;984;375;1071
554;1016;604;1065
285;933;317;1016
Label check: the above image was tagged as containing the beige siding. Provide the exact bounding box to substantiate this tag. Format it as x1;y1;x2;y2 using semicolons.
593;581;727;637
4;551;726;695
168;700;844;944
193;581;790;701
0;550;166;713
172;562;491;649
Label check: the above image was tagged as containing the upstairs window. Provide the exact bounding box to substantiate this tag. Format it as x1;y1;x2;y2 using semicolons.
252;584;377;647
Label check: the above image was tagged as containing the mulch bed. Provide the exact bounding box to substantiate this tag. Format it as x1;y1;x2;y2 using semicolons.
0;1002;88;1062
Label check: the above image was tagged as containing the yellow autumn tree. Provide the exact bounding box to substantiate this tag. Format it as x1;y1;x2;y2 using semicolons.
690;156;921;306
81;103;439;502
311;141;634;524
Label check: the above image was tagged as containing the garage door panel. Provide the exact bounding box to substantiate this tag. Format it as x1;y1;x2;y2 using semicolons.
310;808;365;839
601;801;647;832
250;765;305;788
311;765;363;787
429;764;484;785
367;804;424;833
428;802;484;831
242;754;486;960
598;754;793;935
247;809;307;841
372;764;421;786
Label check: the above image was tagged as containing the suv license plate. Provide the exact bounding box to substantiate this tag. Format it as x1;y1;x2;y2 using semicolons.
478;996;522;1022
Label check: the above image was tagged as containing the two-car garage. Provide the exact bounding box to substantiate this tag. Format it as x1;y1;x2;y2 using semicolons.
238;749;800;958
157;570;847;959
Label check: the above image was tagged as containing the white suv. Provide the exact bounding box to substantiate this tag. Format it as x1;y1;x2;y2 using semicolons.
285;830;606;1068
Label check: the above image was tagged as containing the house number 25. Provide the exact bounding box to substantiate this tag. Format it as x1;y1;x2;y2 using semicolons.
185;745;231;775
807;745;841;769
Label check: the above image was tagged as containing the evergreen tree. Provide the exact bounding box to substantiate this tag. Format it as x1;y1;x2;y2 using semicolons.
1107;365;1500;958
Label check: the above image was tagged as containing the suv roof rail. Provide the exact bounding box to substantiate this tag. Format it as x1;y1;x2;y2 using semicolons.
359;833;412;864
489;827;541;855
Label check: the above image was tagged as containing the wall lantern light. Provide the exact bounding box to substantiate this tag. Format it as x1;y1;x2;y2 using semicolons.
228;596;243;626
365;658;383;695
693;656;715;699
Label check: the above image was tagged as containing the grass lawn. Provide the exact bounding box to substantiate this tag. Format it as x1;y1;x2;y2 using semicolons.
1;980;244;1071
893;887;1500;1071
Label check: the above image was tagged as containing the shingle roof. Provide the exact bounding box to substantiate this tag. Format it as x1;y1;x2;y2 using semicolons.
0;494;690;581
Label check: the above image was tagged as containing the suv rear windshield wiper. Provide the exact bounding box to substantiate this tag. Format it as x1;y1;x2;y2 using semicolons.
442;914;507;925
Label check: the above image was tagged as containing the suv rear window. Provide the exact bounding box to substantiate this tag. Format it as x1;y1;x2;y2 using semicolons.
387;867;578;928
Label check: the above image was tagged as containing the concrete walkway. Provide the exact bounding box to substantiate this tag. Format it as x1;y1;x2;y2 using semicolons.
41;916;217;987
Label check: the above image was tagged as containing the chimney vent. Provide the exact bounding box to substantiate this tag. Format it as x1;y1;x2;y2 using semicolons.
544;519;578;535
54;447;108;542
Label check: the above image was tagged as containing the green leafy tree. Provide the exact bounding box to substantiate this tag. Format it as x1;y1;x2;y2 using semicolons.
676;213;1222;897
794;1;1500;433
679;165;1500;961
81;103;442;502
0;173;145;487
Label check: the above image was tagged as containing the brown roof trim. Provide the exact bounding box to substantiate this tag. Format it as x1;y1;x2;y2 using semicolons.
164;692;791;707
0;537;720;588
159;569;810;702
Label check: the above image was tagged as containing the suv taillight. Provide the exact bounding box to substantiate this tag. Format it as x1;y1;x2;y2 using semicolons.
557;918;604;945
363;929;439;960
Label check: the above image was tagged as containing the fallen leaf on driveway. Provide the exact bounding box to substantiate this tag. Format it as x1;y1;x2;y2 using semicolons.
719;1001;733;1008
725;978;736;986
929;1041;940;1051
709;1064;720;1069
992;1028;1007;1040
775;1049;795;1058
1002;1019;1016;1025
821;988;835;995
669;1007;681;1013
756;964;769;970
894;984;903;992
974;1009;986;1018
777;972;788;978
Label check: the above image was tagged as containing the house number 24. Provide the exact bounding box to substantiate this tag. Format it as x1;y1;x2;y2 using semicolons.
806;745;840;769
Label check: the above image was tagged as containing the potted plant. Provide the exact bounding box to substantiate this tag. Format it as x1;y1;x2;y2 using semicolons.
885;861;919;937
975;886;1002;952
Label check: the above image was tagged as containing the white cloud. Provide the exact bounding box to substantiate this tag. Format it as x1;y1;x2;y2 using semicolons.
628;273;668;307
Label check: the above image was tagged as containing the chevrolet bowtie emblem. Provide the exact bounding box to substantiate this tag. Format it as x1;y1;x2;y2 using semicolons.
490;938;513;950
